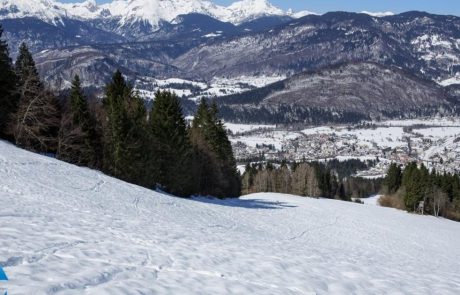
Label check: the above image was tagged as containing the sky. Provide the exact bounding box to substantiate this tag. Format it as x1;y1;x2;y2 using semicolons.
61;0;460;16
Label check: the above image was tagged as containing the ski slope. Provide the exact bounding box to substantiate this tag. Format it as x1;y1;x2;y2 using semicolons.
0;141;459;294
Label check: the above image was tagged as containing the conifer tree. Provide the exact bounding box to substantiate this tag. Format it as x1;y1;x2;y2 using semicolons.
58;75;99;167
149;90;193;196
190;99;240;197
0;25;18;139
14;42;61;153
103;70;148;184
385;163;402;194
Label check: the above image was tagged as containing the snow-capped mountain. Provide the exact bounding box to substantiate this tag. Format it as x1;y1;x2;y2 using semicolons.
0;0;313;28
221;0;284;24
0;0;67;25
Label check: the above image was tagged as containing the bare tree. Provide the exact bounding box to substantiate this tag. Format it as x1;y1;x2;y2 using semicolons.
12;74;60;153
57;113;95;166
431;189;448;217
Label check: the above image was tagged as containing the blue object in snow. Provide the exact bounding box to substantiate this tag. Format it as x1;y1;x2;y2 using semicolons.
0;267;7;281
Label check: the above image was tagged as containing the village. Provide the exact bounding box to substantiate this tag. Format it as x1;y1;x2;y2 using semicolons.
228;119;460;177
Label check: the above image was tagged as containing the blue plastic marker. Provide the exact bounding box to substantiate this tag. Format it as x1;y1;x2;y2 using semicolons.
0;267;7;281
0;266;7;295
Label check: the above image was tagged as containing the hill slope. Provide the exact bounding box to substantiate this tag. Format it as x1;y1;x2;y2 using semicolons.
0;141;459;294
218;62;453;123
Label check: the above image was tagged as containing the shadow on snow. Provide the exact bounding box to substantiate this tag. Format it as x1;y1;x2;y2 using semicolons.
191;197;297;209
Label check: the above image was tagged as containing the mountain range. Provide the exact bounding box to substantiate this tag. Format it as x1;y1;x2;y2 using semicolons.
1;0;312;32
1;0;460;123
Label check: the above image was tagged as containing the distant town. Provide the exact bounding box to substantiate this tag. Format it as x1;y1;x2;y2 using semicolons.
228;118;460;177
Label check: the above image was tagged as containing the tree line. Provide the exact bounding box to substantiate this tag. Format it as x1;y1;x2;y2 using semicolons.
382;162;460;221
0;29;240;198
242;160;382;200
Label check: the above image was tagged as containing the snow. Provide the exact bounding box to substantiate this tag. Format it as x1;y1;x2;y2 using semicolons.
231;130;301;149
1;140;460;294
361;11;394;17
224;123;276;133
302;126;406;149
439;75;460;86
381;117;460;127
203;32;222;38
0;0;66;25
0;0;313;28
223;0;284;24
415;127;460;138
360;195;382;206
188;75;285;101
134;75;284;101
287;9;316;18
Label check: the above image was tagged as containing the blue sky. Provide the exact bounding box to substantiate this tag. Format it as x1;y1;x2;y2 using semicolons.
62;0;460;16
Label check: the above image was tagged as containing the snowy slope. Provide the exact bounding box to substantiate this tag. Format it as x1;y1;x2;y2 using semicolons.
0;140;460;294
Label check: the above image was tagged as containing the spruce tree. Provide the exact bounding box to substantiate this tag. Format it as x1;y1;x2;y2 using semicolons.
190;99;241;197
103;70;148;184
15;43;42;92
14;42;61;153
385;163;402;194
0;25;18;139
402;163;424;211
149;90;193;197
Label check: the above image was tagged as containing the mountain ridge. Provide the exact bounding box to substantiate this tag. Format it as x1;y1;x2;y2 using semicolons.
0;0;313;28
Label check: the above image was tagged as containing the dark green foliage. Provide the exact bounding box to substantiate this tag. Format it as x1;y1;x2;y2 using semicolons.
402;162;430;211
0;25;18;139
384;163;402;194
103;70;149;185
57;75;100;168
15;43;42;92
148;90;193;196
14;43;61;153
190;99;241;198
383;161;460;220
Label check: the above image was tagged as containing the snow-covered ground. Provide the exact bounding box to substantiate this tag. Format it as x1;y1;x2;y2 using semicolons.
231;130;301;150
302;126;406;149
359;195;382;206
134;75;285;102
1;141;460;294
380;117;460;127
224;123;276;134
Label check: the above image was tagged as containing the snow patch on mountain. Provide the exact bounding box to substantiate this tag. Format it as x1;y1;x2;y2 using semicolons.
439;75;460;86
361;11;395;17
287;9;317;18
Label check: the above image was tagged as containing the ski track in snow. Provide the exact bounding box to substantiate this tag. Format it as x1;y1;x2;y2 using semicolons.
0;141;460;294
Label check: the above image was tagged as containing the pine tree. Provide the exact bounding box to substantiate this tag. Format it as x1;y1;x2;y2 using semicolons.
14;43;61;153
103;70;148;184
385;163;402;194
58;75;99;167
149;90;193;196
0;25;18;139
402;162;425;211
190;99;241;197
